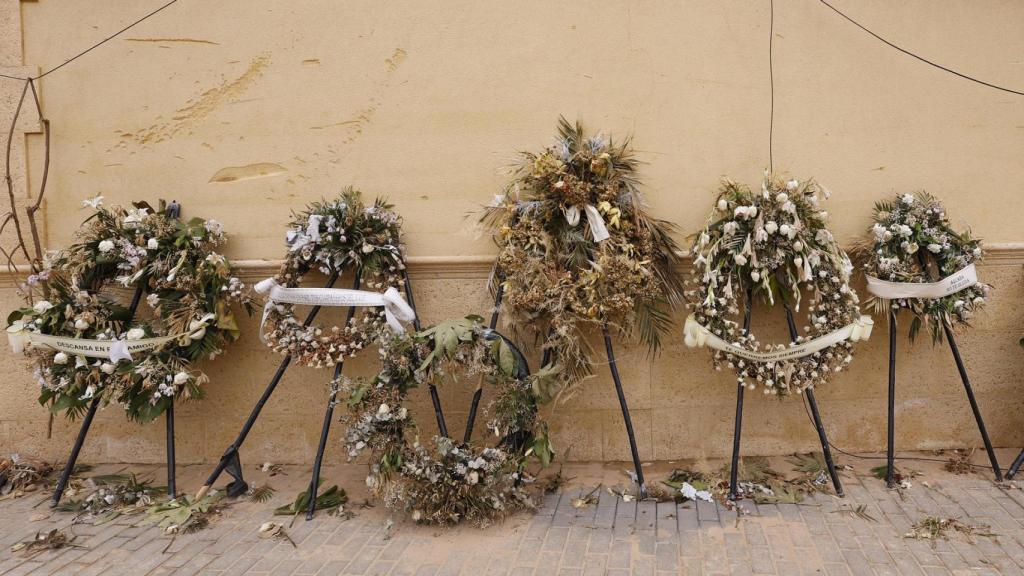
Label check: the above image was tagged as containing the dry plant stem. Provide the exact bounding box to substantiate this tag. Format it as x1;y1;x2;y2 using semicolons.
25;79;49;268
3;80;33;273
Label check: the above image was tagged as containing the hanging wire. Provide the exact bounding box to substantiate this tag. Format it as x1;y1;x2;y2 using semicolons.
767;0;775;173
0;0;181;82
816;0;1024;97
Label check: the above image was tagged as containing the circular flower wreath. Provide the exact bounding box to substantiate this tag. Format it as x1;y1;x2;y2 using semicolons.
10;200;253;422
261;188;406;368
340;315;557;526
687;176;863;396
481;118;684;392
860;192;989;341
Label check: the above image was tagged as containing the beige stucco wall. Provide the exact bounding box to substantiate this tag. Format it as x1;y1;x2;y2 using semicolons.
0;0;1021;466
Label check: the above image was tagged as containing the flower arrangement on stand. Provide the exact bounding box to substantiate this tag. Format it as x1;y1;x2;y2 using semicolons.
685;175;871;395
859;192;989;342
8;199;253;422
341;315;557;526
481;118;684;395
260;188;406;368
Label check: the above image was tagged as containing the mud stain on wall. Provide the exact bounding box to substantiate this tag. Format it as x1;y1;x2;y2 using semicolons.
125;38;220;46
209;162;288;183
311;48;408;146
124;54;270;146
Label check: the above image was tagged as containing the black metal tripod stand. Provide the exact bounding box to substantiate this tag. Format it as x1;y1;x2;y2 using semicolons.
198;266;442;501
727;290;844;500
469;273;649;498
50;284;179;505
883;252;1003;485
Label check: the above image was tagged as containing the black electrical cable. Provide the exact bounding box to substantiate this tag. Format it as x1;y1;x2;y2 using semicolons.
0;0;181;82
816;0;1024;97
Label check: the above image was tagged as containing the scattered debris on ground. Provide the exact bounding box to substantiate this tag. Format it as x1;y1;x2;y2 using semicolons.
246;483;276;504
55;473;164;524
10;529;82;558
257;521;296;548
146;493;230;535
904;516;996;544
943;449;975;475
871;464;920;491
831;504;878;523
274;481;350;525
0;454;56;500
571;485;601;509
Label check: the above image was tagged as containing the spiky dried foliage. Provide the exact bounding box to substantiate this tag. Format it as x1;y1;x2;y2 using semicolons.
9;201;253;422
263;188;406;368
342;316;556;526
481;118;684;394
856;192;989;343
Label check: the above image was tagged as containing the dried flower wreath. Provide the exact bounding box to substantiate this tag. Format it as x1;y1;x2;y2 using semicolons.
859;192;989;342
260;189;406;368
481;118;684;393
341;315;557;526
685;176;872;396
8;200;253;422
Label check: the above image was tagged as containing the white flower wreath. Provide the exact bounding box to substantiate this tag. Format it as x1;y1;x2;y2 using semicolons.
685;175;872;396
860;192;989;341
260;189;406;368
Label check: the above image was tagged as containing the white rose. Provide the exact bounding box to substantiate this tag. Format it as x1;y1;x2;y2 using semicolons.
126;328;146;340
100;363;116;374
33;300;54;314
927;243;942;253
377;403;391;416
901;193;914;205
98;240;115;253
764;221;778;234
794;257;803;268
905;242;919;254
775;192;789;203
147;238;159;250
733;254;748;266
786;179;799;191
793;241;803;251
361;244;375;254
779;224;792;237
717;199;728;211
173;372;189;385
467;471;479;485
74;318;90;330
53;352;69;365
750;271;761;282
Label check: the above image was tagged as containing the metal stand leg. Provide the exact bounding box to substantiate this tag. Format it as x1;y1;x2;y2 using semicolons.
197;272;340;499
886;309;897;489
51;285;146;507
943;323;1002;482
784;306;843;497
50;398;100;507
166;399;176;499
306;274;362;520
401;269;448;438
728;290;753;501
464;281;505;444
603;325;646;498
1008;449;1024;479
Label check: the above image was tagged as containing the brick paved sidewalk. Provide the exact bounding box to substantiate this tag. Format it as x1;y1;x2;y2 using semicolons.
0;451;1022;575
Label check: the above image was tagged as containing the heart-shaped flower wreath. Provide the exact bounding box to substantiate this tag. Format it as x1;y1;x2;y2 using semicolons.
259;188;406;368
341;315;557;526
481;118;684;393
686;176;871;395
9;200;253;422
860;192;989;341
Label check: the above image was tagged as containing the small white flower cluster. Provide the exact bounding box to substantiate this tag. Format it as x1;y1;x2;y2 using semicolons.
688;175;863;396
862;192;989;336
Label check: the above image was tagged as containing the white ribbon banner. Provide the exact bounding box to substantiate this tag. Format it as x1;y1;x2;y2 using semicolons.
865;263;978;300
563;204;610;243
683;314;874;363
255;278;416;341
6;320;210;363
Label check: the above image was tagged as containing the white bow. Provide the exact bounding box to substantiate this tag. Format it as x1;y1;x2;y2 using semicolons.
255;278;417;342
563;204;610;243
866;263;978;300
